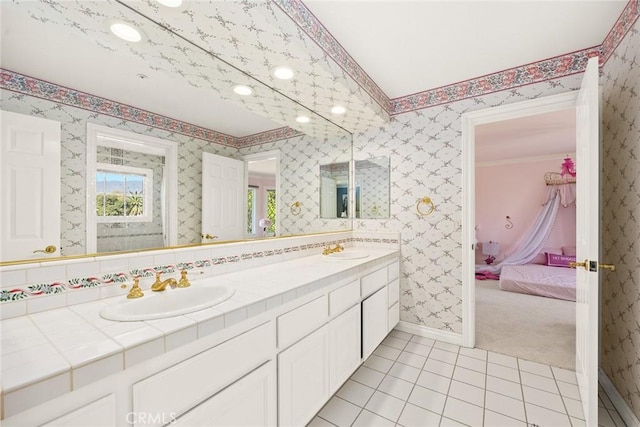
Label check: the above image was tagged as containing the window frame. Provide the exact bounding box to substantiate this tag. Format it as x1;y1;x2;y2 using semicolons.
95;163;154;223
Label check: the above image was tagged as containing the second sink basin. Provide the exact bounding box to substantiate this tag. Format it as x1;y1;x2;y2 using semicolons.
101;283;235;321
324;251;369;260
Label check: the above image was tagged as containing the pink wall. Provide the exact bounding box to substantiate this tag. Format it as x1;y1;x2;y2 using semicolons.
475;157;576;264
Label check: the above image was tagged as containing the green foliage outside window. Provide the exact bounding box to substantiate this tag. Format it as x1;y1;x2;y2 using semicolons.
266;189;276;233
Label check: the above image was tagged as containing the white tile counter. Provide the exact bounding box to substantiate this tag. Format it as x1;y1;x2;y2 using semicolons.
0;247;398;417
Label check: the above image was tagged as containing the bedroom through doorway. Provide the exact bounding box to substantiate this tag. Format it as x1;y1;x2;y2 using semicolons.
470;100;578;370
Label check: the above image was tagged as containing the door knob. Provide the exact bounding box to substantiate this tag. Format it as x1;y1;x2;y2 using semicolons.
569;259;589;271
201;234;218;240
33;245;57;254
570;260;616;272
599;263;616;271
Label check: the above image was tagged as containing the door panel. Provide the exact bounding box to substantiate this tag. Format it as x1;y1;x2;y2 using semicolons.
201;152;245;241
1;110;61;261
574;56;600;425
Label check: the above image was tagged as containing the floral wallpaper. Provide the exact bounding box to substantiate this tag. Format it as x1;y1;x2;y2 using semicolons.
601;18;640;420
353;74;585;333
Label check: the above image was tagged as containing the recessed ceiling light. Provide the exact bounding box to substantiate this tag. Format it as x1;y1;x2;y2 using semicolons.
331;106;346;115
156;0;183;7
296;115;310;124
273;66;294;80
233;85;254;96
110;22;142;42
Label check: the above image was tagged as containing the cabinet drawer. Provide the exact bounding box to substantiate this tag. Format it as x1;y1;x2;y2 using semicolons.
388;261;400;281
388;302;400;332
133;322;273;426
277;295;328;349
329;280;360;317
361;267;387;297
387;278;399;307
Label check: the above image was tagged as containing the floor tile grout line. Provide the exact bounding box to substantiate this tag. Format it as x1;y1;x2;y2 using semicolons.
482;349;489;426
349;335;412;426
517;357;530;426
437;340;462;427
393;333;434;426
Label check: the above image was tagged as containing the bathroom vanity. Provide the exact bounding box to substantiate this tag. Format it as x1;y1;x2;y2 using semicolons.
1;245;399;426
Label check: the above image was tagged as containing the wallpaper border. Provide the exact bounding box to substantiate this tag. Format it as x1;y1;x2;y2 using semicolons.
0;69;302;148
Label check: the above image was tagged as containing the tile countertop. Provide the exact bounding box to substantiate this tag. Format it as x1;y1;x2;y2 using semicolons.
0;247;399;402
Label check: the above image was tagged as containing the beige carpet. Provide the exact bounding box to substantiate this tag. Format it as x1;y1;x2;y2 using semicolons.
475;279;576;370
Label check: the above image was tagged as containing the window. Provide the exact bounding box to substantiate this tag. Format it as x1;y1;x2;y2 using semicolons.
247;186;257;234
266;189;276;233
96;163;153;223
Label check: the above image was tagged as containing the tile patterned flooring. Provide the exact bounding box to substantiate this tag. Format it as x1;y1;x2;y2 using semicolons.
309;330;627;427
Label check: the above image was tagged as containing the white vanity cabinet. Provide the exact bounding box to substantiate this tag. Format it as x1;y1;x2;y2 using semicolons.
172;361;276;427
3;251;400;427
41;395;117;427
133;321;274;427
278;324;330;427
387;260;400;331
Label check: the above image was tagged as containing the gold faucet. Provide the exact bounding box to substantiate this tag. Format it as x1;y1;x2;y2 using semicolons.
177;270;190;288
122;277;144;299
151;272;178;292
322;244;345;255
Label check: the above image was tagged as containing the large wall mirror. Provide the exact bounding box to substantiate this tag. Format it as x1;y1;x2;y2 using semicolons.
0;1;352;264
355;157;391;219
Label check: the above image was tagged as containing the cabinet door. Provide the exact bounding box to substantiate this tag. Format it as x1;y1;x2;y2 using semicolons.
362;286;388;359
41;395;116;427
329;304;361;394
278;324;330;427
172;362;276;427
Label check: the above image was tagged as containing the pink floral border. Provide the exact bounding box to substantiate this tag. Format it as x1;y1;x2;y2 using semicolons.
275;0;637;116
390;47;601;115
271;0;390;114
0;69;302;148
601;0;640;64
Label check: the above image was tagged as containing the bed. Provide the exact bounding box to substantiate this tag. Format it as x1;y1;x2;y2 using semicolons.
499;264;576;301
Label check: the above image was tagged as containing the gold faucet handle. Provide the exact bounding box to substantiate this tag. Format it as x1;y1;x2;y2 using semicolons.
335;244;344;252
125;278;144;299
178;270;190;288
153;272;162;285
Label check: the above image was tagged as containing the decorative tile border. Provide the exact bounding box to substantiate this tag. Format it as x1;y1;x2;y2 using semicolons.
0;235;399;305
601;0;640;65
0;69;302;148
390;47;601;115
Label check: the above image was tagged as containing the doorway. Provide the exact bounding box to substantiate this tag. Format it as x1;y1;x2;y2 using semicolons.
244;150;280;238
461;92;579;349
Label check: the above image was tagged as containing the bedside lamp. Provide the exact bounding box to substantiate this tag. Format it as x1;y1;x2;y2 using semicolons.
482;241;500;265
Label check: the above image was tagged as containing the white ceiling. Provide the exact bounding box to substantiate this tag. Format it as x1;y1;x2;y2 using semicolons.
304;0;627;99
0;1;627;138
475;108;576;163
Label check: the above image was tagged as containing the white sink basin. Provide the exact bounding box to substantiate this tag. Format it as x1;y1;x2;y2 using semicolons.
101;284;235;321
323;251;369;260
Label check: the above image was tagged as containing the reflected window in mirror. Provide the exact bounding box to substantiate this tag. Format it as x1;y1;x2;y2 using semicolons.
355;157;390;219
87;123;178;254
320;162;350;219
245;151;280;238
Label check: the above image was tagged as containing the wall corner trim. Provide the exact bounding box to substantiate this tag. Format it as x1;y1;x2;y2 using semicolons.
395;321;464;347
599;367;640;427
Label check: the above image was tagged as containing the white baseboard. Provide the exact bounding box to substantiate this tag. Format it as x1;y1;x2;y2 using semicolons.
395;321;464;346
599;368;640;427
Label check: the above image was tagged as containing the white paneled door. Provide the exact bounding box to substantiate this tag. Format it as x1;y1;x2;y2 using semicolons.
201;152;245;242
574;56;601;426
0;110;61;262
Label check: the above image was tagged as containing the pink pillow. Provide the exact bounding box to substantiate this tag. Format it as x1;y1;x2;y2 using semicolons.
530;248;562;265
546;252;576;268
562;246;577;256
